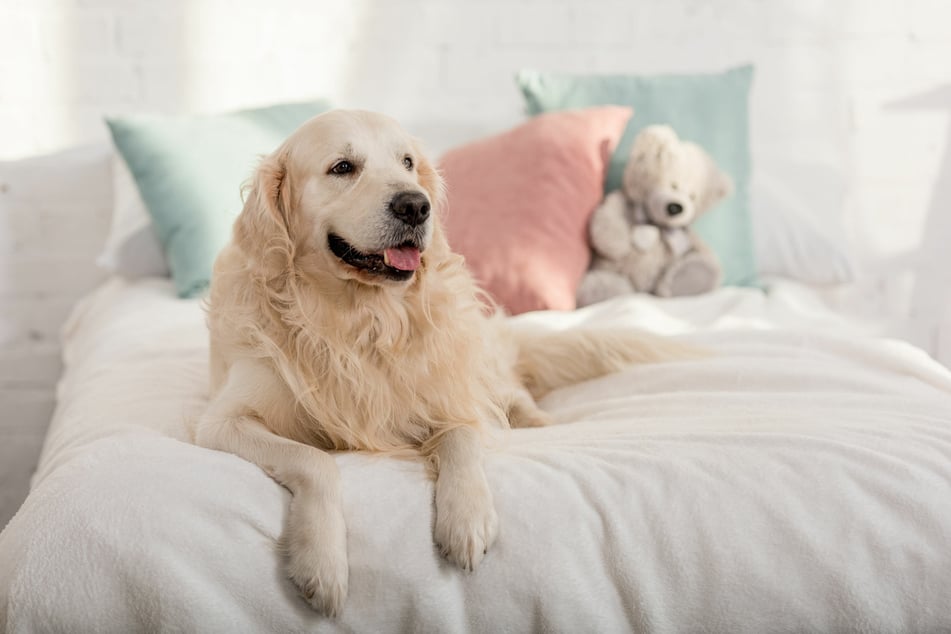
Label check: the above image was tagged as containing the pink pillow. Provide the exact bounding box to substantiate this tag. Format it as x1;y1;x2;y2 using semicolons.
439;106;632;314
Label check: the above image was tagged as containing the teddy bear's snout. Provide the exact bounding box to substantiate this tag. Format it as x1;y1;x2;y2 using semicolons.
666;202;684;216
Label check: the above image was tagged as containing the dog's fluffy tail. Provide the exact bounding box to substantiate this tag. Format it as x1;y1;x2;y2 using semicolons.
513;328;703;399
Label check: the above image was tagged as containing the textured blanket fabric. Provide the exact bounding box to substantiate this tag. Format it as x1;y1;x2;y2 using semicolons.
1;278;950;633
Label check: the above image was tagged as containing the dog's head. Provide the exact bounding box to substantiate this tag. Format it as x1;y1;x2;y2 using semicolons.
236;109;446;286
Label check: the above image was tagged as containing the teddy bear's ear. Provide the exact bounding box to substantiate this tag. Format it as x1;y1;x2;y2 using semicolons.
703;164;734;210
627;125;681;188
631;125;679;160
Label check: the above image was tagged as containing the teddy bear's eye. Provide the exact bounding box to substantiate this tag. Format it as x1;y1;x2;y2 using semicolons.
671;182;679;191
689;193;697;201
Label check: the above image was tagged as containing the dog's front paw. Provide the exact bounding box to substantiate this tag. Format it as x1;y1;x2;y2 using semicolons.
433;470;499;571
285;503;349;617
287;550;348;617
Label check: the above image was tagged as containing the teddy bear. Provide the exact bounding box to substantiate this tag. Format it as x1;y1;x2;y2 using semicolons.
576;124;733;307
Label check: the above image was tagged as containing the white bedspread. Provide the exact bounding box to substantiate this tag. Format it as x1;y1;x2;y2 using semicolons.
2;277;951;633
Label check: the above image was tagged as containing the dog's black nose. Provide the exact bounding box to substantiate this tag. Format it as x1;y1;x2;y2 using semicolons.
666;202;684;216
389;191;431;226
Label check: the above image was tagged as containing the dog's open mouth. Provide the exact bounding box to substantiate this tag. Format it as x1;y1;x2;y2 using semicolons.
328;233;421;281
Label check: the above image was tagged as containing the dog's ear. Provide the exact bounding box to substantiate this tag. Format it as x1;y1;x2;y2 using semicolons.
413;141;446;214
235;149;292;254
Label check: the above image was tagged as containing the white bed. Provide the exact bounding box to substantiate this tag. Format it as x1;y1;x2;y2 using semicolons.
1;275;950;632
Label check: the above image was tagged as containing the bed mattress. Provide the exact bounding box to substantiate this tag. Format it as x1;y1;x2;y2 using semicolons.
2;277;950;633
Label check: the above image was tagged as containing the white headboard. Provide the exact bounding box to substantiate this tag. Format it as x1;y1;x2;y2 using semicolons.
0;145;111;525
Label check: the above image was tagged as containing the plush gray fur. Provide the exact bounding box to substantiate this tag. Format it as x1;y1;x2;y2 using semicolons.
577;125;733;307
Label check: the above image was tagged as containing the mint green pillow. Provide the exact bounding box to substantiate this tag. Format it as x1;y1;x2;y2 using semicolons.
516;66;756;288
106;101;331;298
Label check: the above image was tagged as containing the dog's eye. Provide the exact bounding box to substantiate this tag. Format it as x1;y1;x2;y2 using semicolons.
330;160;353;175
403;156;414;171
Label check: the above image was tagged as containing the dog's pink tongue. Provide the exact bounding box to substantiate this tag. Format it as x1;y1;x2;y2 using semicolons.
384;246;421;271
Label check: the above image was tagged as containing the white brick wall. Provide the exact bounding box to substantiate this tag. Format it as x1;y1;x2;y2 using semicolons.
2;0;951;524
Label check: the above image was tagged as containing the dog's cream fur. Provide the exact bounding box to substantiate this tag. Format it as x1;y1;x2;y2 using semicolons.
195;109;695;616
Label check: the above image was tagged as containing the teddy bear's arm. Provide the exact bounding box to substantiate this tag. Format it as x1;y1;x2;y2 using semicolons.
588;190;632;260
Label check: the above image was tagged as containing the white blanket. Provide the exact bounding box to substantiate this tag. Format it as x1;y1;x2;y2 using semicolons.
2;277;951;633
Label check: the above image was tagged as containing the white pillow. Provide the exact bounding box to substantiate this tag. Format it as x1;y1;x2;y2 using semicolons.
97;155;169;278
751;158;855;285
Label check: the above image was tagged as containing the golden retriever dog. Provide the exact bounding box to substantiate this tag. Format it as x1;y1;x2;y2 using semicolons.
195;109;694;616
